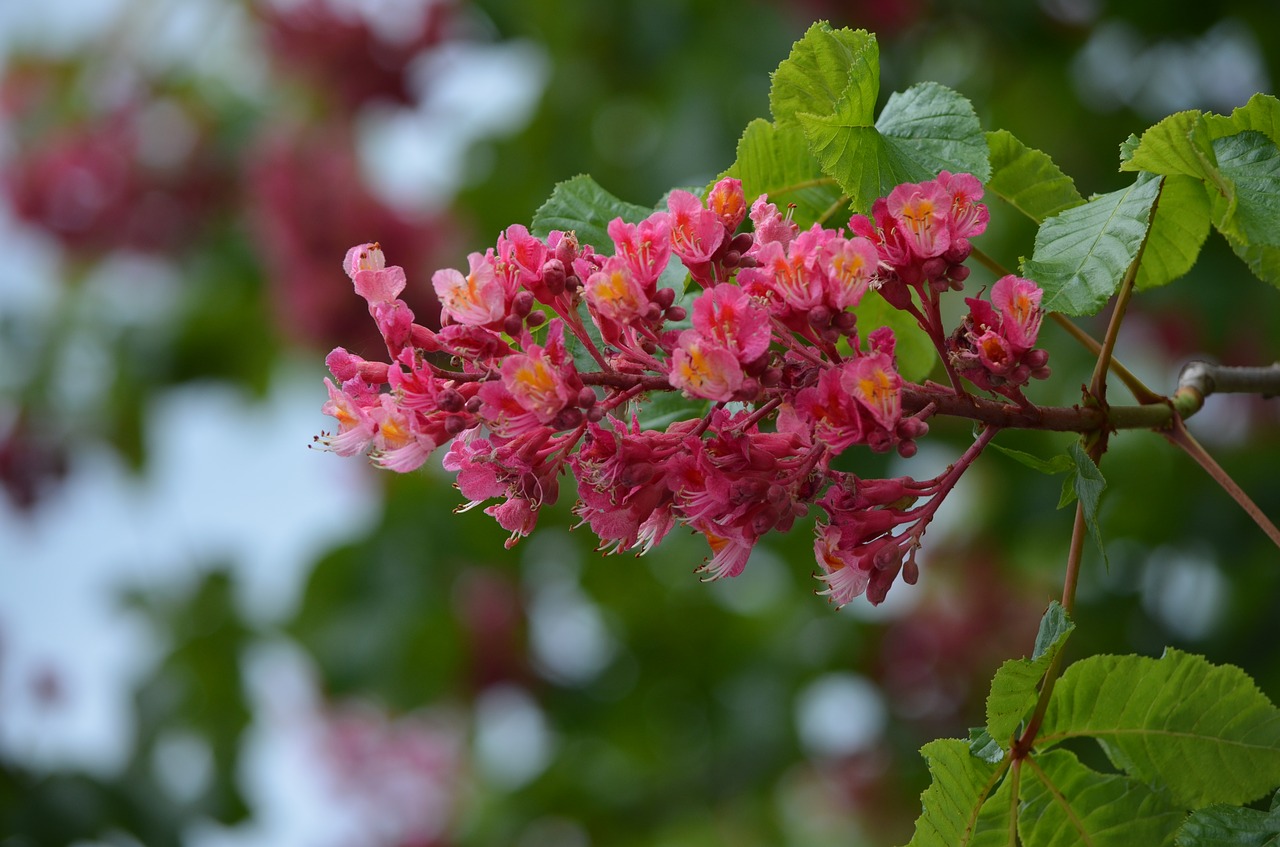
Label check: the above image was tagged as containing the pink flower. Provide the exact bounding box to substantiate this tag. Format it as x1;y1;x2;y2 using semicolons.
369;394;435;472
668;189;724;266
845;352;901;432
585;257;649;325
886;179;952;260
706;177;747;232
500;346;574;424
608;213;672;286
690;284;771;364
433;252;505;326
948;275;1050;399
939;170;989;246
748;195;797;250
496;224;549;288
823;236;879;310
668;333;743;401
990;274;1043;354
318;378;376;456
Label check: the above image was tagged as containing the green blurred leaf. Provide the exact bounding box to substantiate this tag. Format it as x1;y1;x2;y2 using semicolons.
721;118;845;228
1019;749;1184;847
1022;173;1161;316
990;442;1074;475
985;129;1084;223
985;601;1074;746
1175;791;1280;846
1137;174;1213;290
1039;649;1280;808
801;81;989;213
768;22;878;126
856;290;937;382
531;174;654;252
905;738;1010;847
633;390;711;431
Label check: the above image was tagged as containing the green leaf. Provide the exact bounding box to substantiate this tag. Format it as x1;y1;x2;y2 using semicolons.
1038;649;1280;808
1122;110;1217;180
769;22;878;126
985;602;1074;746
1057;442;1108;564
1119;99;1280;288
1208;130;1280;286
985;129;1084;223
1202;93;1280;144
856;291;936;382
721;118;845;229
1021;173;1161;316
905;738;1009;847
632;389;711;432
1019;749;1185;847
1175;791;1280;846
875;82;991;182
801;81;989;213
990;442;1074;475
1137;174;1213;290
531;174;654;252
969;728;1006;764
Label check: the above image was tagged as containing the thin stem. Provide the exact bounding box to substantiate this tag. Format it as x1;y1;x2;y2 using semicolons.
1008;758;1022;846
1048;313;1162;404
1088;258;1142;407
1012;502;1087;759
1162;415;1280;549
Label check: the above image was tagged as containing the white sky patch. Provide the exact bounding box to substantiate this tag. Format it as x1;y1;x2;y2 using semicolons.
0;364;381;776
795;672;888;758
357;39;551;212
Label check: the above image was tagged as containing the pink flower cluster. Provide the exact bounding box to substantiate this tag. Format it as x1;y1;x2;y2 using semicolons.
948;275;1051;401
318;174;1047;605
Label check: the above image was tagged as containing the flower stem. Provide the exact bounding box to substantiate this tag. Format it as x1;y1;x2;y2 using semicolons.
1011;501;1088;760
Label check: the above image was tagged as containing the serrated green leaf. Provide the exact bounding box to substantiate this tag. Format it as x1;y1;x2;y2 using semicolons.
990;442;1074;475
1118;99;1280;289
1137;174;1213;290
985;602;1074;746
1175;791;1280;846
905;738;1009;847
1208;131;1280;287
874;82;991;182
769;22;878;126
720;118;845;229
800;82;988;213
1202;93;1280;144
985;129;1084;223
1121;110;1215;179
1021;173;1161;316
1039;649;1280;808
531;174;654;252
1019;749;1184;847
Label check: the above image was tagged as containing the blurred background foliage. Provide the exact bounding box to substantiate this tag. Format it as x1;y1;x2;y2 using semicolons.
1;0;1278;845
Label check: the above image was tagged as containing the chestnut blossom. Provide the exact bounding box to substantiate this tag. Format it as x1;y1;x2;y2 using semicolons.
318;172;1007;606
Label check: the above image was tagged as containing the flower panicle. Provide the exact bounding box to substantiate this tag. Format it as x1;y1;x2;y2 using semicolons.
316;173;1037;606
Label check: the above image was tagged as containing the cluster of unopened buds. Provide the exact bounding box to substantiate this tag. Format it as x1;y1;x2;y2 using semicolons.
317;173;1050;606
